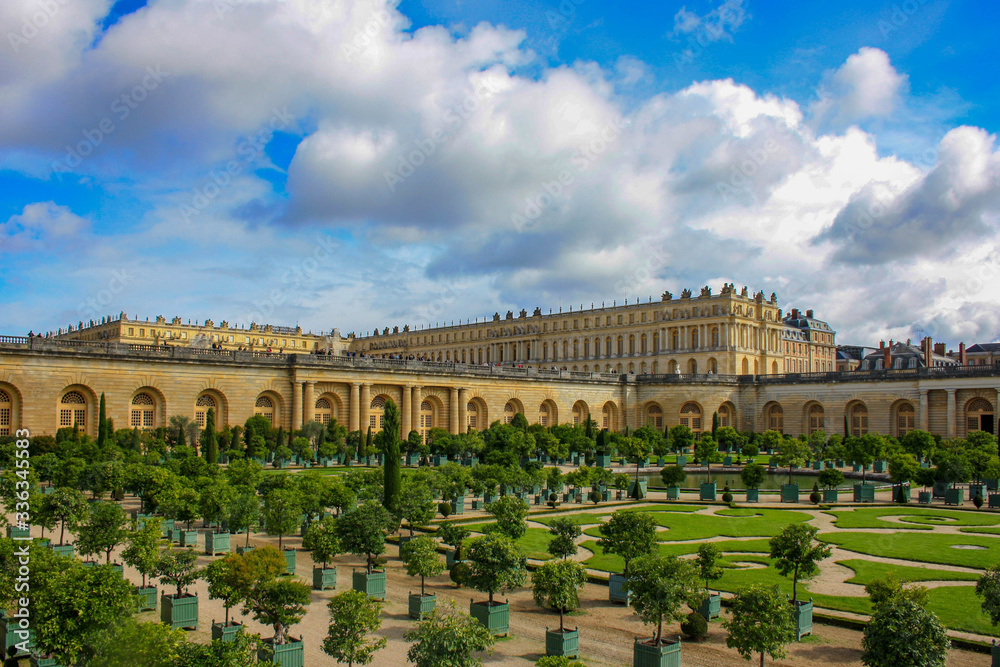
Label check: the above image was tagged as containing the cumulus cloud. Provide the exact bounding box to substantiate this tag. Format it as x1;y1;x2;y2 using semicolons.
673;0;747;42
812;47;908;127
0;202;90;253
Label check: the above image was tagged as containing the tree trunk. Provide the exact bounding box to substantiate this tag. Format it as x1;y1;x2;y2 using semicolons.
60;519;66;546
421;575;425;597
245;531;250;547
792;564;799;603
656;613;662;643
760;651;765;667
559;607;564;632
225;605;230;626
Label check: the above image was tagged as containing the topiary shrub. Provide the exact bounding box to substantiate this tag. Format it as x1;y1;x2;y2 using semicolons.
450;561;471;587
721;485;733;503
810;482;821;504
680;610;708;641
438;501;452;518
547;492;560;509
974;494;984;509
589;490;601;505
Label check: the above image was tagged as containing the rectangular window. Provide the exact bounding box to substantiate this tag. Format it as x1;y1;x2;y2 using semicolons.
642;313;647;322
602;415;609;428
60;409;72;427
692;418;702;431
131;411;142;428
629;314;634;324
196;412;206;427
0;408;9;436
370;415;377;429
140;329;145;337
540;416;548;426
142;411;153;429
129;328;134;335
653;416;663;429
468;416;477;429
968;417;979;432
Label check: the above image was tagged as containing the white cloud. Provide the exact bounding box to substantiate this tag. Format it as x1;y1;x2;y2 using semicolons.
812;47;908;127
0;202;90;253
672;0;747;42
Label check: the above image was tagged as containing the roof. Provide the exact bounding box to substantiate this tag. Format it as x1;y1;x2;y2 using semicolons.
967;343;1000;353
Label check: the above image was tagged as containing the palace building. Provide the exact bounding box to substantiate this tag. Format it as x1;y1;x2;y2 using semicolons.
3;285;996;442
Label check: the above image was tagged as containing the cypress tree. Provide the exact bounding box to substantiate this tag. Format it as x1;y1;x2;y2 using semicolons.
844;415;850;438
381;399;402;510
364;426;373;459
712;411;719;437
585;417;593;440
97;393;108;449
176;425;186;450
203;408;219;465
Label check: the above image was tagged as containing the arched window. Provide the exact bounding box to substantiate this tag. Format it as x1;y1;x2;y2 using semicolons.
767;404;784;432
419;400;434;435
195;394;216;428
808;404;824;434
850;403;868;437
688;359;697;374
966;398;995;434
255;396;274;423
718;404;732;428
59;391;87;429
0;389;11;436
467;402;478;430
572;401;587;426
370;396;387;431
131;393;156;430
647;404;663;429
503;402;515;425
315;398;333;425
680;402;702;433
741;358;749;374
896;403;915;437
539;403;549;427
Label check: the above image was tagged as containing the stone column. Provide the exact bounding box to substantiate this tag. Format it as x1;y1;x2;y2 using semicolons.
919;389;929;431
401;384;412;436
946;389;957;438
349;383;360;432
291;380;303;431
360;384;371;433
459;388;470;433
303;381;314;427
449;387;460;434
411;386;422;433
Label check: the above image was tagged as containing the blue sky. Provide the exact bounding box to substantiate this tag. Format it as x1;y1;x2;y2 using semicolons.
1;0;999;346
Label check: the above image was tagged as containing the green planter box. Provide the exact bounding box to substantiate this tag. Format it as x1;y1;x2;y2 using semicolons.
205;532;230;556
666;486;680;500
135;586;157;612
236;545;255;555
609;572;629;604
0;612;28;653
933;481;949;498
723;456;733;466
700;482;717;501
675;455;687;467
352;569;386;600
945;488;964;506
30;655;61;667
894;484;911;503
408;592;436;620
109;563;124;578
698;593;721;620
633;638;682;667
259;637;305;667
404;453;419;466
918;491;932;504
313;566;337;591
596;454;612;468
546;627;579;658
989;494;1000;509
49;544;74;558
812;460;822;470
470;600;509;636
471;499;481;510
853;484;875;503
483;492;496;505
992;640;1000;667
6;525;29;540
451;496;466;515
160;519;175;538
825;460;835;469
781;484;799;503
282;550;296;576
628;480;648;499
161;594;199;631
745;488;759;502
822;489;839;502
212;621;243;643
790;599;813;640
179;530;198;549
971;483;986;499
873;460;886;473
835;459;845;467
852;463;862;472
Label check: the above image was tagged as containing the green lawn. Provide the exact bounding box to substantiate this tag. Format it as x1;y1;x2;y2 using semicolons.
818;531;1000;569
580;538;772;572
532;505;702;528
463;526;554;560
824;507;1000;530
581;508;810;542
838;558;980;585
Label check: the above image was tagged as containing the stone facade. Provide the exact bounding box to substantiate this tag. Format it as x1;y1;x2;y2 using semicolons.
2;336;997;442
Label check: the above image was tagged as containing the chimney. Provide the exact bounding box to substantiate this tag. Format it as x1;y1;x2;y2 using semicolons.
884;345;892;369
880;340;885;349
960;342;967;365
806;309;814;318
923;337;933;366
791;308;799;319
934;342;946;356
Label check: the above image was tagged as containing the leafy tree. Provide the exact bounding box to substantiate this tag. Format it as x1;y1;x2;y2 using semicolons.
173;628;278;667
740;462;765;490
547;517;581;560
244;577;311;645
303;515;342;568
485;495;529;541
596;511;657;575
861;597;949;667
205;553;254;626
723;585;796;667
156;547;201;597
695;543;723;593
33;559;137;666
619;435;653;495
768;523;831;603
659;465;686;489
404;600;495;667
976;563;1000;628
535;657;586;667
438;521;472;561
379;399;403;510
669;424;695;453
76;500;129;564
627;553;700;644
716;426;746;454
531;559;587;631
846;433;888;483
89;618;185;667
741;441;760;460
466;533;528;604
396;478;436;536
774;437;808;483
227;489;262;547
695;434;720;481
865;572;929;609
159;484;201;529
817;468;844;490
42;487;89;545
336;501;394;573
261;487;302;550
323;590;387;666
122;516;163;588
401;534;447;596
